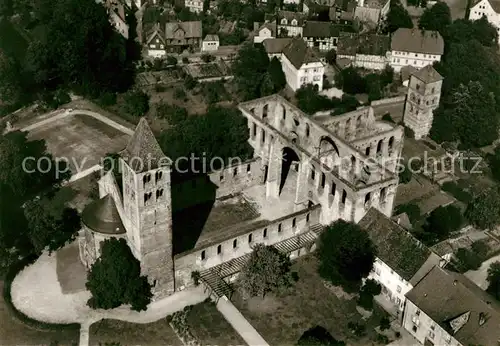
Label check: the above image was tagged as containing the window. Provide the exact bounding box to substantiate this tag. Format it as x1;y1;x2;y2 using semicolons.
233;239;237;248
397;285;402;293
217;244;222;254
160;44;164;49
263;228;268;238
321;173;326;188
416;309;421;316
156;38;159;43
341;190;347;204
252;123;257;137
291;19;297;25
247;164;251;173
428;331;435;339
248;233;253;243
331;182;336;195
292;218;296;228
281;18;288;25
278;223;282;232
430;324;435;331
220;174;224;182
306;213;310;222
305;123;310;137
233;167;238;177
201;250;206;260
310;169;316;181
445;335;451;343
412;325;417;333
261;129;266;143
375;267;381;275
365;146;370;156
313;75;321;82
156;189;164;199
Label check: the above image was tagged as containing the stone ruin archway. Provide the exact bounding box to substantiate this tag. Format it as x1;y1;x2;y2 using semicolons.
280;147;300;195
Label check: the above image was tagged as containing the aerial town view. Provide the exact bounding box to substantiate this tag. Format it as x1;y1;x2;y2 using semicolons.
2;0;500;344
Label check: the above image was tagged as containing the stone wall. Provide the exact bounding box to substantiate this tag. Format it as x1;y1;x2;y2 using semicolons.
173;205;321;289
208;158;264;198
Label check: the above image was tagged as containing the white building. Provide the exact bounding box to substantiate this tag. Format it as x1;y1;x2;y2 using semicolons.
277;11;306;37
302;22;355;52
254;22;276;44
185;0;203;12
336;33;390;70
202;34;219;52
359;209;443;316
105;0;129;39
404;265;500;346
469;0;500;42
354;0;390;25
389;28;444;72
279;37;324;91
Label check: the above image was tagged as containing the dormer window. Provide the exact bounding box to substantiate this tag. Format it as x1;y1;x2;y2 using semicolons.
291;19;297;26
281;18;288;25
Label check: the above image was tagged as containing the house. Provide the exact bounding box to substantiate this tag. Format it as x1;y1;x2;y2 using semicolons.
302;21;356;52
403;265;500;346
277;11;306;37
202;34;219;52
254;22;277;43
281;37;325;91
262;38;293;59
359;209;443;316
328;0;357;23
184;0;203;12
146;23;167;58
164;21;202;53
105;0;129;39
337;33;390;70
354;0;390;26
389;28;444;72
468;0;500;41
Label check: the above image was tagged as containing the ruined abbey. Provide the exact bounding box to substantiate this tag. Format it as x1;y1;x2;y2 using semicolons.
78;94;404;300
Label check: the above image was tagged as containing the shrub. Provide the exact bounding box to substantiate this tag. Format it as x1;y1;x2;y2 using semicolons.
374;333;389;345
441;181;472;203
379;316;391;331
382;113;394;123
394;203;421;225
174;88;187;100
97;92;117;107
201;53;214;63
191;271;200;286
347;322;366;337
166;56;178;66
455;247;482;272
184;75;198;90
155;85;166;92
182;57;189;64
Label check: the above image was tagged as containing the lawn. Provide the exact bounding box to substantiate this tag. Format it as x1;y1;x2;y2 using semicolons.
232;255;389;346
186;301;246;346
0;281;80;346
89;318;182;346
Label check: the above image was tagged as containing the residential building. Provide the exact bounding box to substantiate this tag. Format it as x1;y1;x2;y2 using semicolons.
262;38;293;60
390;28;444;72
164;21;202;53
105;0;129;39
404;265;500;346
146;23;166;58
281;37;325;91
277;11;306;37
185;0;203;12
359;209;442;317
202;34;219;52
254;22;277;43
302;21;356;52
403;65;443;140
354;0;390;25
469;0;500;40
337;33;390;70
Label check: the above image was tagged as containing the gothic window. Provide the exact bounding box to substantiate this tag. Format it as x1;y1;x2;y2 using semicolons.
377;140;383;154
388;136;395;151
143;173;151;187
292;218;296;228
233;167;238;177
305;123;310;137
310;168;316;181
233;239;237;248
263;228;268;238
144;192;152;203
365;192;371;204
365;146;370;156
321;173;326;188
283;107;286;120
263;104;268;118
341;190;347;204
248;233;253;243
155;171;163;182
201;250;206;260
278;223;282;232
156;189;164;199
331;182;336;195
217;244;222;254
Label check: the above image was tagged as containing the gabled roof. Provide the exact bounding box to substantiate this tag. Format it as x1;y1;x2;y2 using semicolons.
391;28;444;55
472;0;500;12
277;10;306;26
303;21;355;38
282;37;322;69
411;64;443;84
121;118;168;173
337;34;390;56
359;208;438;282
204;34;219;42
258;22;277;36
262;38;293;54
146;23;165;45
81;195;125;235
406;266;500;346
165;21;202;39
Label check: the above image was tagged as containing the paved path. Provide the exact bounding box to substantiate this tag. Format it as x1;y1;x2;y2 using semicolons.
11;251;209;346
465;254;500;289
216;297;269;346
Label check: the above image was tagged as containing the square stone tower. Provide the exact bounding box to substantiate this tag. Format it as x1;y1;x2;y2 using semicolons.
120;118;175;299
403;65;443;140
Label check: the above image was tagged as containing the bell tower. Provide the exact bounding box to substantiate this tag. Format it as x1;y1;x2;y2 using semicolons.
120;118;175;298
403;65;443;140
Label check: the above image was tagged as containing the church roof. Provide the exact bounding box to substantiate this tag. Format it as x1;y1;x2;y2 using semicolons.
81;195;125;235
122;118;168;173
411;64;443;84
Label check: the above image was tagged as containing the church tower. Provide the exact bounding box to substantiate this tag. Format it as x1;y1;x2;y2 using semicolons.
403;65;443;140
120;118;175;298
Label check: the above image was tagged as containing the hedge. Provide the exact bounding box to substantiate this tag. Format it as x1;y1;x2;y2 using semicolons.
3;254;81;331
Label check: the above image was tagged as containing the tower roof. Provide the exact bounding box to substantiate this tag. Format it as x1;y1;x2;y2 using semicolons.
81;195;125;235
122;118;168;173
411;65;443;84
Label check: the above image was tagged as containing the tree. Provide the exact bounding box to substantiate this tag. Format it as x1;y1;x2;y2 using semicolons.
267;57;286;92
86;238;153;311
297;326;345;346
357;279;381;310
24;199;80;254
317;221;376;291
431;81;498;148
295;84;336;114
418;2;452;35
487;261;500;300
423;205;463;243
443;18;498;47
232;43;270;100
394;203;420;225
466;188;500;230
455;248;482;272
488;146;500;182
379;317;391;331
334;67;366;94
0;53;24;105
325;49;336;65
238;244;293;297
156;103;188;124
398;161;412;184
124;90;150;117
383;0;413;33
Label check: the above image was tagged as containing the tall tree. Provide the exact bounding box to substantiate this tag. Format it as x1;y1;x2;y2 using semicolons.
237;244;294;298
487;261;500;301
383;0;413;33
317;220;376;291
465;188;500;230
422;205;463;244
267;56;286;92
232;43;270;100
418;2;452;35
297;326;345;346
86;238;153;311
443;18;498;47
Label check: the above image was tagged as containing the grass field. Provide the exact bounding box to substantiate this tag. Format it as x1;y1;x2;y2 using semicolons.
232;255;388;346
0;281;80;346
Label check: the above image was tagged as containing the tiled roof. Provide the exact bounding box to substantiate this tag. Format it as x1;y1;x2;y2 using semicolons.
146;23;165;45
204;34;219;41
277;10;306;26
258;22;277;36
337;34;390;56
165;21;202;39
359;208;436;282
121;118;168;173
282;37;322;69
262;38;293;54
411;64;443;84
303;21;355;38
81;195;125;235
406;266;500;346
391;28;444;55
